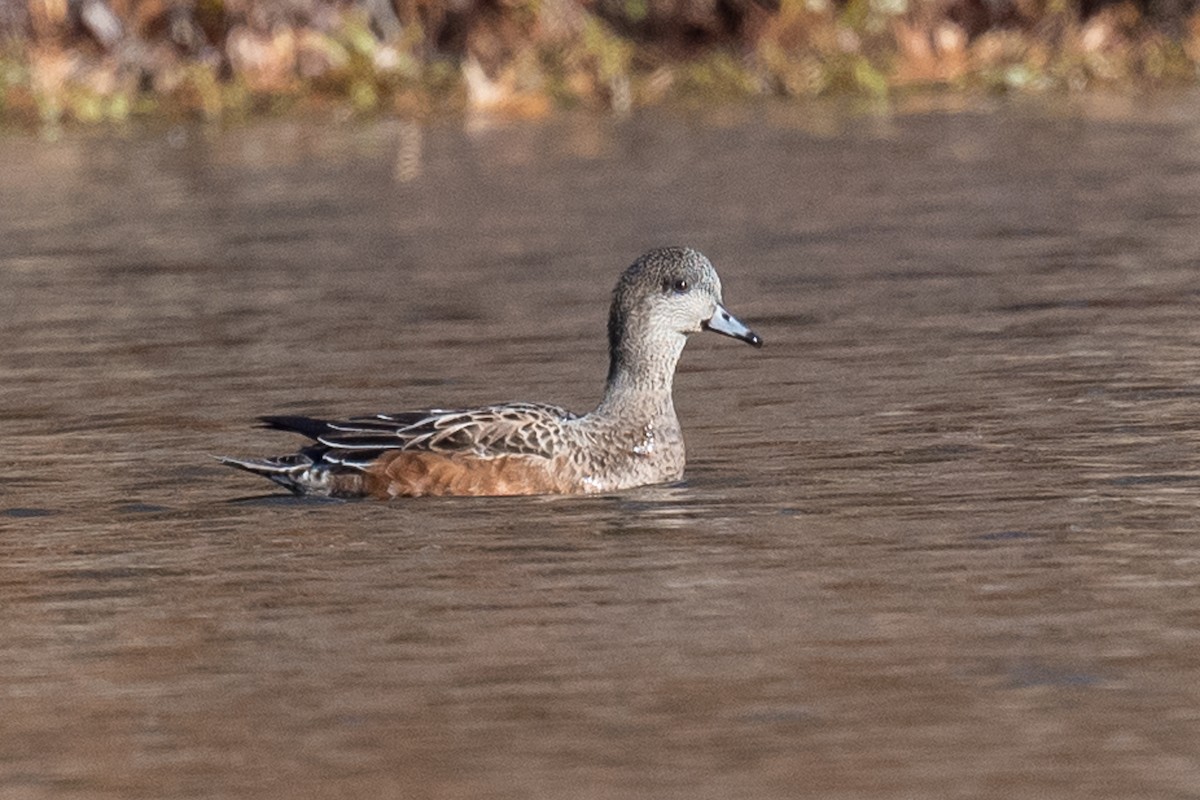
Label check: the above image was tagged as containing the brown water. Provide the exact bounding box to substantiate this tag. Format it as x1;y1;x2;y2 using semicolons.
4;96;1200;799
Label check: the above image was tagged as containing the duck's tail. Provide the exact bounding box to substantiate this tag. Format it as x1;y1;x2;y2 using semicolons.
216;454;316;495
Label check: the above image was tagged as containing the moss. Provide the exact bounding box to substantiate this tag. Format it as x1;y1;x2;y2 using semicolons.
675;51;761;98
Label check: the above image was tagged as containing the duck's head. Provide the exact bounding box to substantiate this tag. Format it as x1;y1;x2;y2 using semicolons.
608;247;763;360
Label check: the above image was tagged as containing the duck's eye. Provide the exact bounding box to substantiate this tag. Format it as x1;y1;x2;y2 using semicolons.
665;278;689;294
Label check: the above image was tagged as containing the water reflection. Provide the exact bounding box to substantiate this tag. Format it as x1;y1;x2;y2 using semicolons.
3;98;1200;797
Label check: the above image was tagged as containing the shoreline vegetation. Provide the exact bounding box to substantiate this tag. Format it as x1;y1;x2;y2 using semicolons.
1;0;1198;125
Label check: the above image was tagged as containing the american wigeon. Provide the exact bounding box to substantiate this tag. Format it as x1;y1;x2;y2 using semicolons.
221;247;762;498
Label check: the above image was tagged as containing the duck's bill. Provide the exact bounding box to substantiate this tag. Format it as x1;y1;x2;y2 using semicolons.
703;304;764;348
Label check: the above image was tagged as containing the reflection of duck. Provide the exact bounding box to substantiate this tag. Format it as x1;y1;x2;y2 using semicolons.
221;247;762;498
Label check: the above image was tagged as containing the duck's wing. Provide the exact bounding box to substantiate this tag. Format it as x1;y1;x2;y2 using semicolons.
260;402;578;466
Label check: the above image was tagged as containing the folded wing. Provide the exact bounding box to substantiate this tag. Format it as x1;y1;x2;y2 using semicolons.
260;402;578;468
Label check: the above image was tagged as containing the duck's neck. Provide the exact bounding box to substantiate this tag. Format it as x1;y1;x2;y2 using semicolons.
592;332;686;421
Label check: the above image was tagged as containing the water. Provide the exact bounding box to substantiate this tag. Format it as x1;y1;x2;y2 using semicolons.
3;95;1200;798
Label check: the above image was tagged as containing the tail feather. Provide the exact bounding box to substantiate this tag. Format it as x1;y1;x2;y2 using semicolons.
217;454;314;495
222;416;375;497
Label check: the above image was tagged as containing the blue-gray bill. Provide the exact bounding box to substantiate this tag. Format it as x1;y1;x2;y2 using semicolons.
703;304;764;348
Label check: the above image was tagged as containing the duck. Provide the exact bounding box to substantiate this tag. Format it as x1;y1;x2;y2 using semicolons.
220;247;762;498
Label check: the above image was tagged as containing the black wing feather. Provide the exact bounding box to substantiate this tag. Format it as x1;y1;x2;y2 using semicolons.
259;415;334;439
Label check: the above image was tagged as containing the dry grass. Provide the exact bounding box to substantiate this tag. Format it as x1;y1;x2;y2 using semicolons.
1;0;1197;125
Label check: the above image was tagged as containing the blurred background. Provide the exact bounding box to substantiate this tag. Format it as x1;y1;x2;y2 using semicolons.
1;0;1199;123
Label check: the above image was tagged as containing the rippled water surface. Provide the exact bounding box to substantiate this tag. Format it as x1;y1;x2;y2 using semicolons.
4;96;1200;798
